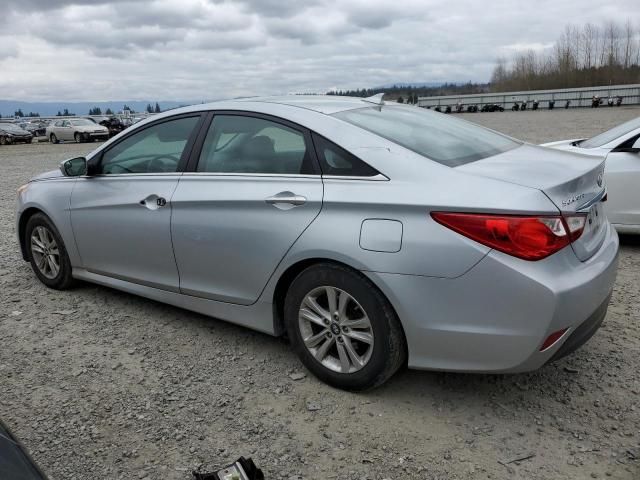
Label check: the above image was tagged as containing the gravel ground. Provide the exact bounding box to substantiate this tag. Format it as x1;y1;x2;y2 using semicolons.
1;108;639;480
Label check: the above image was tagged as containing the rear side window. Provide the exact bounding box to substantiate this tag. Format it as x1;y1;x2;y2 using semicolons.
197;115;315;174
333;105;520;167
312;134;379;177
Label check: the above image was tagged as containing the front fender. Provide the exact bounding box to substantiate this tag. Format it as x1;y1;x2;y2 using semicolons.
16;178;80;266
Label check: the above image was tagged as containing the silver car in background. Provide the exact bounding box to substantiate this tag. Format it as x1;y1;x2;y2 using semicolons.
542;116;640;234
16;95;619;390
46;118;109;144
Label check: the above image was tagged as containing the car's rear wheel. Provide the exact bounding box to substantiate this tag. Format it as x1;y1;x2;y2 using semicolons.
25;213;75;290
49;133;58;144
284;263;406;391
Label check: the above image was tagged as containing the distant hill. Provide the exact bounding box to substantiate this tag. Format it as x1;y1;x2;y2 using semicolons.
0;100;202;117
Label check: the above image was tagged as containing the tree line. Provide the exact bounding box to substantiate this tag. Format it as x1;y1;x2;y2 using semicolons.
326;83;489;102
491;20;640;92
12;109;40;117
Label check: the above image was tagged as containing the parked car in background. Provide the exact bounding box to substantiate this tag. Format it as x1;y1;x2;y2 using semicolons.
18;121;47;137
542;116;640;234
46;118;109;144
17;95;618;390
0;122;33;145
481;103;504;112
100;117;128;138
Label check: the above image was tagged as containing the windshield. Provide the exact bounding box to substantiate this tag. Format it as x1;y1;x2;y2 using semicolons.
70;119;96;126
333;105;520;167
580;116;640;148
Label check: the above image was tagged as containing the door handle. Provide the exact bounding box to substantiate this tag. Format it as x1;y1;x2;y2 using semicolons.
265;191;307;209
139;195;167;210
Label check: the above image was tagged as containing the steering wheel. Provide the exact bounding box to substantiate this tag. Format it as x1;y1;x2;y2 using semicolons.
148;154;179;173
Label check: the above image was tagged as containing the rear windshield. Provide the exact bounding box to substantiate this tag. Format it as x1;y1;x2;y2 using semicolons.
580;116;640;148
333;105;520;167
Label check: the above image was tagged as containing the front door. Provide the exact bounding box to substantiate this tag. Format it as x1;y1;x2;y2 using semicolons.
58;120;73;141
171;113;323;305
70;115;202;291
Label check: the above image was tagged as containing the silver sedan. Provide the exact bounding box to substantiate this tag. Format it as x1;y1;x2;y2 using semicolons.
16;95;619;390
46;118;109;144
542;116;640;234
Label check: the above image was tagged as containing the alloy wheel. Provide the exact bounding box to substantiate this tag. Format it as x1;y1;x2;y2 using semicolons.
298;286;374;374
30;226;60;279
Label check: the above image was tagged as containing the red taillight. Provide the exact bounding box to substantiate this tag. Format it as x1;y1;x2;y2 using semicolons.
431;212;586;261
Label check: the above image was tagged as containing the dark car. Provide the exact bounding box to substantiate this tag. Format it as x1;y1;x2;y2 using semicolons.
18;121;47;137
0;420;48;479
481;103;505;112
99;116;127;138
0;123;33;145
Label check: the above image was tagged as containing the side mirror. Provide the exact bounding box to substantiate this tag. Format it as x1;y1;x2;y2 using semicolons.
60;157;87;177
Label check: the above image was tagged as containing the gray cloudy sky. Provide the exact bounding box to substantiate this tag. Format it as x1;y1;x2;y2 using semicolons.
1;0;639;101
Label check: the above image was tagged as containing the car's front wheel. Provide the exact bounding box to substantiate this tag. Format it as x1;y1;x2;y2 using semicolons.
49;133;59;144
284;263;406;391
74;132;82;143
25;213;75;290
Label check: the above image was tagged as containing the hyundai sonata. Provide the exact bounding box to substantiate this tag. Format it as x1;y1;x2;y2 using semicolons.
16;95;619;390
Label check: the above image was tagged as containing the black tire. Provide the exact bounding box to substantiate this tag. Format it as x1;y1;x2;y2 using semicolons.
25;213;75;290
0;136;6;145
50;133;59;144
284;263;406;391
74;132;82;143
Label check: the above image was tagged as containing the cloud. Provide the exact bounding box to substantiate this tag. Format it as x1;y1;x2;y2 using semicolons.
0;0;638;103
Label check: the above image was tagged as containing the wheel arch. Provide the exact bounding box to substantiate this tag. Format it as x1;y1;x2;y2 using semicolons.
271;257;406;349
18;207;45;261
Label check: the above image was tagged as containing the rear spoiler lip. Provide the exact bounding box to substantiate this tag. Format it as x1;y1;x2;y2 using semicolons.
574;187;607;212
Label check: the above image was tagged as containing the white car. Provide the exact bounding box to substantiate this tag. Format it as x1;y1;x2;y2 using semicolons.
542;117;640;234
46;118;110;144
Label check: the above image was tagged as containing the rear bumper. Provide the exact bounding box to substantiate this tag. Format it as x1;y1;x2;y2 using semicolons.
549;292;610;362
365;222;619;372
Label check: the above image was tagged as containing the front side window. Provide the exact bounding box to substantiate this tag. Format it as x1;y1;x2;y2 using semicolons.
333;105;520;167
197;115;314;174
99;116;199;174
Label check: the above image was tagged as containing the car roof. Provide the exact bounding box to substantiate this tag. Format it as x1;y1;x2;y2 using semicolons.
236;95;375;114
171;95;376;116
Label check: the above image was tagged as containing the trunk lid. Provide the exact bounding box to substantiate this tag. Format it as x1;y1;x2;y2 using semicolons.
457;144;607;261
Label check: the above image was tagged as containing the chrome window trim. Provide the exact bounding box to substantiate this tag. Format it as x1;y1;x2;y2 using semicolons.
180;172;389;181
321;173;389;181
80;172;183;178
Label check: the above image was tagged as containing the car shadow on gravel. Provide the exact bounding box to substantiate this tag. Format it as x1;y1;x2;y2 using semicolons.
619;234;640;248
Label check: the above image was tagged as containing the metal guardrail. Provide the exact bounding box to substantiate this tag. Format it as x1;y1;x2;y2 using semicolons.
417;84;640;109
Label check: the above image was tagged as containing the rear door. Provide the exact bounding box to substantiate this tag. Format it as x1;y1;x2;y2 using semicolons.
170;112;323;305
